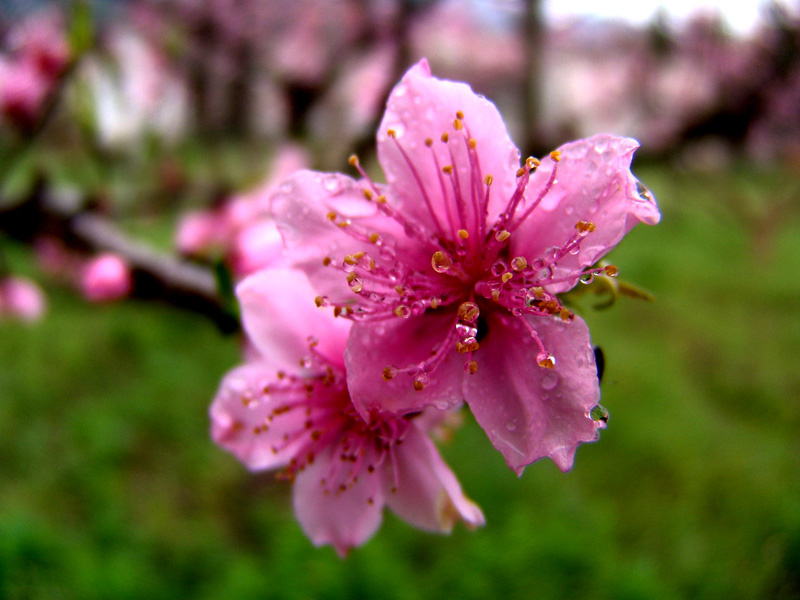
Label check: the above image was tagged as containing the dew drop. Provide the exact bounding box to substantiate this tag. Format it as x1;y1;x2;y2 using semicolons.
394;83;407;97
322;175;342;193
590;404;609;423
635;181;654;203
565;204;576;215
579;272;594;285
279;181;293;194
541;371;559;390
505;420;517;432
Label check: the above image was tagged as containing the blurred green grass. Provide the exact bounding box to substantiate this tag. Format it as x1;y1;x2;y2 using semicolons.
1;161;800;599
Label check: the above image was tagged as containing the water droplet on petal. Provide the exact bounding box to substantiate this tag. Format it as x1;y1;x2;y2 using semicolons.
541;371;559;390
279;181;293;194
322;175;342;193
505;420;517;432
565;204;576;215
590;404;609;422
635;181;654;203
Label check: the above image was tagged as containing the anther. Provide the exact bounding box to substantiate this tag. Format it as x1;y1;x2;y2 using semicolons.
363;189;374;200
368;232;380;244
322;256;332;266
527;157;541;168
560;308;574;321
484;174;493;185
453;119;463;130
314;296;324;307
425;138;433;147
457;229;469;239
466;360;478;374
468;138;477;149
510;256;527;271
441;132;449;143
575;220;596;233
413;379;425;391
456;110;464;119
376;195;387;204
501;272;513;284
537;352;556;369
516;167;526;177
383;365;398;381
549;150;562;162
457;301;480;321
442;165;453;174
431;251;453;273
348;155;359;167
387;128;397;138
326;211;337;221
495;230;511;242
394;305;411;318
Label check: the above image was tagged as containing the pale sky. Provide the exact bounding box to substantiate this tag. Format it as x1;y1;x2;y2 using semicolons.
542;0;798;34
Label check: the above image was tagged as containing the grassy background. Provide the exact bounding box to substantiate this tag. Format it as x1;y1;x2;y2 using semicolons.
1;161;799;599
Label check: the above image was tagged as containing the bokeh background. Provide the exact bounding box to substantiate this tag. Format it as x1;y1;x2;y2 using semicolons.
1;1;799;598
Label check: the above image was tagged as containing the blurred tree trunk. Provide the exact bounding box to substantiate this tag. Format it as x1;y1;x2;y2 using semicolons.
520;0;545;156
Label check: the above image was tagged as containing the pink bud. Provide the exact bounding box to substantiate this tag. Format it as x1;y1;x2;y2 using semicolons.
81;254;133;302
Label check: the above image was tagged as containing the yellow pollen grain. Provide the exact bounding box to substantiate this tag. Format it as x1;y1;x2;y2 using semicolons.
425;138;433;147
369;232;380;244
363;189;374;200
457;229;469;239
387;128;397;138
549;150;561;162
501;272;513;283
441;132;449;142
348;154;359;166
468;138;477;149
484;174;493;185
453;119;463;130
456;110;465;119
442;165;453;174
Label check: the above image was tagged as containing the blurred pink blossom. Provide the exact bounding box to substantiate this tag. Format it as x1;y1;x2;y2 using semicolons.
80;253;133;303
211;268;483;556
0;276;46;322
271;60;660;475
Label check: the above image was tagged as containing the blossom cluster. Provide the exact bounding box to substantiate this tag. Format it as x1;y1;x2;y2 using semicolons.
209;60;660;556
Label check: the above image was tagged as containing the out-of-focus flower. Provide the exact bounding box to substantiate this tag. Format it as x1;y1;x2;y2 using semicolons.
84;27;188;150
175;143;310;277
0;276;46;322
80;253;133;303
0;9;69;129
211;268;484;556
271;60;660;475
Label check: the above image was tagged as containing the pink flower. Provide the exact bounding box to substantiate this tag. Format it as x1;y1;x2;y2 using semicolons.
270;60;660;475
0;57;50;127
81;253;133;302
0;276;46;322
210;268;484;556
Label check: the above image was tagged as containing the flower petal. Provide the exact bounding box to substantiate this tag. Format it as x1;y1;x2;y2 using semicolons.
210;362;308;471
270;169;420;302
293;444;385;558
345;312;465;418
383;425;484;532
237;267;351;372
463;312;603;475
377;59;520;234
511;135;661;292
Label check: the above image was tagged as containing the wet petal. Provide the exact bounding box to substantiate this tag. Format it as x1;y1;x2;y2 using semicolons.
270;169;421;302
511;135;661;292
210;362;308;471
345;312;465;418
377;59;520;234
383;425;484;532
293;444;385;558
463;312;603;475
237;267;351;372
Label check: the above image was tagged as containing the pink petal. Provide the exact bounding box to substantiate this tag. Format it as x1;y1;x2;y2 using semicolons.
236;268;351;372
210;362;308;471
293;444;385;558
377;59;520;232
462;312;603;475
270;170;422;303
382;425;484;532
511;135;661;292
345;312;465;419
231;220;285;276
